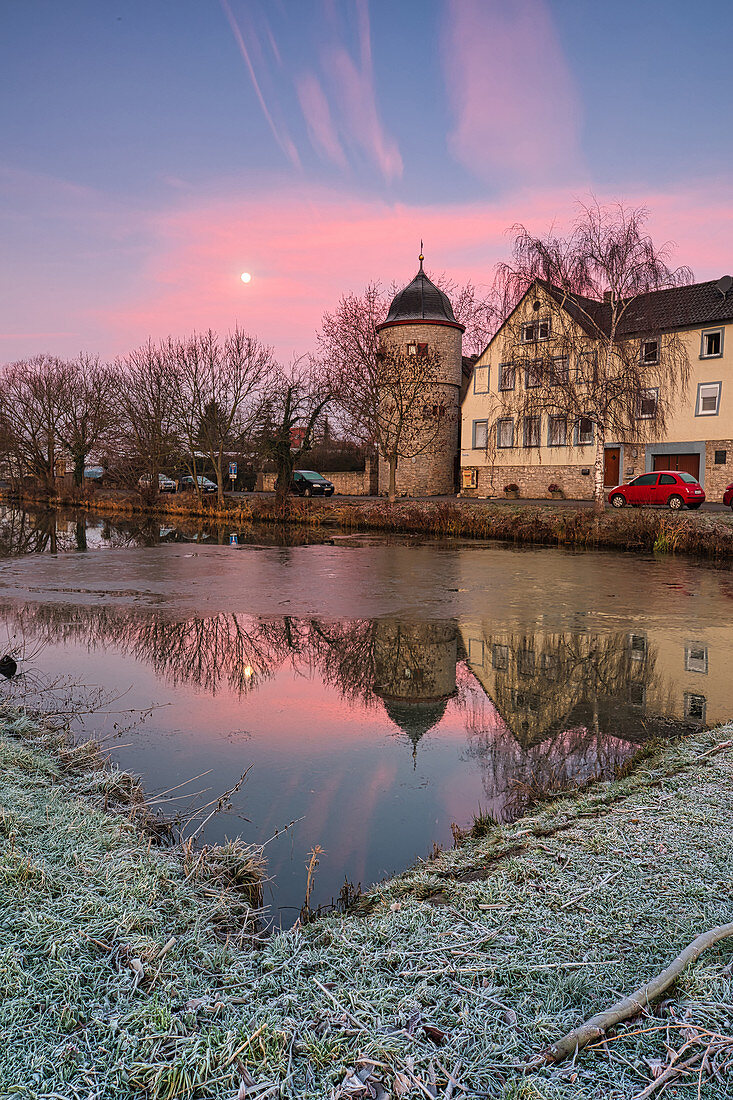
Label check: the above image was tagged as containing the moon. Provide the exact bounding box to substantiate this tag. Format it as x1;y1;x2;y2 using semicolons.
240;271;252;284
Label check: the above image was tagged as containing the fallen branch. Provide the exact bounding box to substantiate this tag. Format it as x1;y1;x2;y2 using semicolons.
537;922;733;1065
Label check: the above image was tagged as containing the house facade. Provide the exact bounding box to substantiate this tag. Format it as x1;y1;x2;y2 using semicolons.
460;276;733;500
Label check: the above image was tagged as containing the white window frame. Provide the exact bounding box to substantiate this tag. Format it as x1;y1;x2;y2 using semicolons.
473;365;490;394
407;342;417;356
696;381;722;417
637;386;659;420
629;633;647;660
700;328;723;359
641;339;659;365
575;417;594;446
497;418;514;449
550;356;569;385
520;318;550;343
684;692;706;721
472;419;489;449
685;642;708;674
548;416;567;447
498;362;516;391
522;415;540;448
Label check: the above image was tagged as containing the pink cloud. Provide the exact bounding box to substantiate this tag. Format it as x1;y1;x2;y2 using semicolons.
295;73;349;170
3;168;733;364
443;0;583;186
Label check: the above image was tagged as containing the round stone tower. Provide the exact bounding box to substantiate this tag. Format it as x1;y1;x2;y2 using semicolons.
376;253;464;497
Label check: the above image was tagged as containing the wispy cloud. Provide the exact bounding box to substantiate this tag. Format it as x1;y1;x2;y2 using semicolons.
295;73;349;170
443;0;582;186
219;0;301;169
322;0;403;182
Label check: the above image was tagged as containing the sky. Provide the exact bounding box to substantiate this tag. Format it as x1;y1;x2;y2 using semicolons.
2;0;733;365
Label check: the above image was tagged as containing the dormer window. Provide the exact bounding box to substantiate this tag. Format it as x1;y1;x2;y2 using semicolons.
521;319;550;343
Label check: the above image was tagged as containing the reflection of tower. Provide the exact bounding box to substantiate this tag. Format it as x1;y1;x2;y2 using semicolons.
373;621;458;763
376;251;464;496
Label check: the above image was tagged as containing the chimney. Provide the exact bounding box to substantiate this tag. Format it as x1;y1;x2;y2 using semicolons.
603;290;612;302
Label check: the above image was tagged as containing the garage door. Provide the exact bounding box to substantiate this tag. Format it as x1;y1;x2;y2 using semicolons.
652;453;700;479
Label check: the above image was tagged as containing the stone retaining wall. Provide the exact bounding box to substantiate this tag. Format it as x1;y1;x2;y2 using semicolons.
460;463;596;500
258;464;375;495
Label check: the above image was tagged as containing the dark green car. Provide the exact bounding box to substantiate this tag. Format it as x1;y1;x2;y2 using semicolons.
290;471;335;497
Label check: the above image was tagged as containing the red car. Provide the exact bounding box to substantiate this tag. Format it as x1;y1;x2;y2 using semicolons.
724;483;733;509
609;471;705;510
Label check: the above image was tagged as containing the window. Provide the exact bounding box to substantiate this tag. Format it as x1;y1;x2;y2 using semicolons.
498;362;516;391
628;683;646;708
497;418;514;448
492;644;509;671
523;416;540;448
540;652;558;676
631;473;659;486
472;419;489;449
548;417;567;447
684;692;706;721
685;643;708;674
638;387;658;419
715;450;727;465
417;342;428;356
701;329;723;358
473;365;490;393
525;361;542;388
641;339;659;364
575;417;594;445
468;638;484;664
407;342;417;356
550;356;569;384
659;473;676;486
518;648;535;675
521;318;550;343
629;633;647;660
696;382;721;416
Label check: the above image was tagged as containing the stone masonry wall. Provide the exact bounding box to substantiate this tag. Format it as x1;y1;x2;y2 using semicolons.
460;463;596;500
259;468;372;495
378;321;463;496
704;440;733;502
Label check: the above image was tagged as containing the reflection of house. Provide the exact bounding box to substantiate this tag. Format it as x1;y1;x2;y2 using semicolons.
460;621;732;743
461;276;733;499
373;621;457;760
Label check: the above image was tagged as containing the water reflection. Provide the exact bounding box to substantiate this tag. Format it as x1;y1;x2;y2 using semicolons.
0;506;729;917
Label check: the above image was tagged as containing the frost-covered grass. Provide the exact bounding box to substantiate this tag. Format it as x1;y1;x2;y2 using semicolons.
3;712;733;1098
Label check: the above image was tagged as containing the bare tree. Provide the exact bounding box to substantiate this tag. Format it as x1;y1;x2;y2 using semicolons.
0;355;66;492
56;354;118;485
258;358;332;506
495;201;693;513
117;340;180;492
170;329;274;507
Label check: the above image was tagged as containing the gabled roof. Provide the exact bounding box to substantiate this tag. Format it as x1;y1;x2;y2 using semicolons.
542;276;733;339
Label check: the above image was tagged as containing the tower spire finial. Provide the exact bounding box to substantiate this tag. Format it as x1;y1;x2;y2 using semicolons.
419;240;424;271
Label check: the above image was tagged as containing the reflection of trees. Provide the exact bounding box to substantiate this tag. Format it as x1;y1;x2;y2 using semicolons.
458;628;681;820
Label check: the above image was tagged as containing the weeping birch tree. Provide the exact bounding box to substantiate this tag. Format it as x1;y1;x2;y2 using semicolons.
495;202;693;513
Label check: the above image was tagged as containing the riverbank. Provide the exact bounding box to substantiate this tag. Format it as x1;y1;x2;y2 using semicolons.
12;488;733;559
4;710;733;1098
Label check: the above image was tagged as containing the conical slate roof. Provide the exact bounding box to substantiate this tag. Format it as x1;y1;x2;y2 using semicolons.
382;260;459;326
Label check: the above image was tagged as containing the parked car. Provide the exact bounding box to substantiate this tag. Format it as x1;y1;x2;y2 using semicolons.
609;471;705;510
179;475;217;494
138;473;177;493
290;470;335;497
723;483;733;509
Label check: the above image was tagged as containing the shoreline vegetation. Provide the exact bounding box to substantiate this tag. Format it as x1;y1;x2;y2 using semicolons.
8;487;733;559
4;708;733;1097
